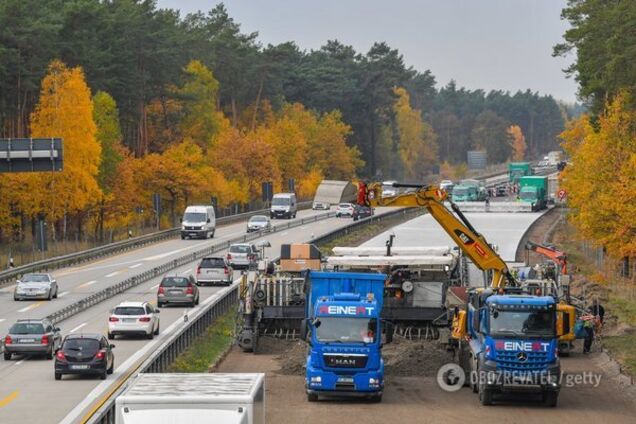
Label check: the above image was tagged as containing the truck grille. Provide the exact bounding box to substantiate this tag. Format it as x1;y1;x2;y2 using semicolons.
323;354;368;369
495;350;549;372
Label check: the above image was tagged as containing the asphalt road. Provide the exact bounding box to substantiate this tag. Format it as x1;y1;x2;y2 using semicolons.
0;208;392;424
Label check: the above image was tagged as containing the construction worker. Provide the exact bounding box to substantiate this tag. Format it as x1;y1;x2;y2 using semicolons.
582;314;595;354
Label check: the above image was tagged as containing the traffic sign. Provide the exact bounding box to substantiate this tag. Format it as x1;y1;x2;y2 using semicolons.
558;189;567;200
0;138;63;172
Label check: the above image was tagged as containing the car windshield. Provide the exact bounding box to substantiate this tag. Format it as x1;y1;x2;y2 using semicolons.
230;245;250;253
9;323;45;334
113;306;146;316
520;191;536;200
200;258;225;268
161;277;189;287
22;274;49;283
184;212;207;222
272;197;290;206
490;308;555;338
315;317;377;344
63;338;99;352
250;216;267;223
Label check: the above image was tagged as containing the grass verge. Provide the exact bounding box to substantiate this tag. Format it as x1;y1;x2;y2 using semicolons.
602;336;636;375
168;309;236;372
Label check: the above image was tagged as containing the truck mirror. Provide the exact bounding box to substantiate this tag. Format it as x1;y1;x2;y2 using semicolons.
207;218;211;223
300;319;308;341
385;322;394;344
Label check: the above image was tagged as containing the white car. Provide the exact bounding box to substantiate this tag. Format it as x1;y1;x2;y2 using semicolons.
108;301;160;340
246;215;272;233
312;201;330;210
335;203;355;217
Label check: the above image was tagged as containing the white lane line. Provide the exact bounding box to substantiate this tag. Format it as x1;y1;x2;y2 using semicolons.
281;232;288;236
78;280;97;288
58;291;69;298
70;323;87;333
181;268;192;275
15;360;24;366
150;284;159;290
0;319;5;323
129;263;142;269
17;303;41;313
105;271;120;278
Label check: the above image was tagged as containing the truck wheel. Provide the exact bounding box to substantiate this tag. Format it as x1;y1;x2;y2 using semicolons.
370;394;382;403
543;391;558;407
307;393;318;402
479;385;493;406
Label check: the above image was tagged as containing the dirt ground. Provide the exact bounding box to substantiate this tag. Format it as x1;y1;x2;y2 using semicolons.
217;337;636;424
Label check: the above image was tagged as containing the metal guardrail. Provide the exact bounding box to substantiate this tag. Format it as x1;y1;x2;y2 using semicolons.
85;207;419;424
0;201;312;286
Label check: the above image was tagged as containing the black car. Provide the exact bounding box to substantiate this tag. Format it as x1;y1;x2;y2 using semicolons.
352;205;374;221
55;334;115;380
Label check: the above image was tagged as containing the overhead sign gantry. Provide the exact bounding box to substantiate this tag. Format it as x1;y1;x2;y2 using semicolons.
0;138;63;173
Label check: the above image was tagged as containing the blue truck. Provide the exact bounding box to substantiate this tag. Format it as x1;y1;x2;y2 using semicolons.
302;271;392;402
457;290;563;406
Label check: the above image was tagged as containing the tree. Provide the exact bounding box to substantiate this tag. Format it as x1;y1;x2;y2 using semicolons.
29;60;101;238
93;91;123;193
471;110;512;164
508;125;526;161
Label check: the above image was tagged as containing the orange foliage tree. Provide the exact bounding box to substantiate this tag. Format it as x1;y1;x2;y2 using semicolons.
507;125;526;161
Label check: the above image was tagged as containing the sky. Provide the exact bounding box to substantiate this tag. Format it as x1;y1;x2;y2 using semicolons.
156;0;578;103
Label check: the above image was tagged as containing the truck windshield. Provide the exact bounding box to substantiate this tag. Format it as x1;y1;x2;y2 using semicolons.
490;309;554;338
315;317;377;344
272;197;290;206
184;212;206;222
520;191;536;200
453;188;467;196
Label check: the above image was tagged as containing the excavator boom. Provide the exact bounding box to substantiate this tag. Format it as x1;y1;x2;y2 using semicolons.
525;240;568;275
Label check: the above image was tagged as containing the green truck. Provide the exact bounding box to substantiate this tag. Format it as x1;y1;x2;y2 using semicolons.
451;179;487;202
508;162;532;183
519;176;548;210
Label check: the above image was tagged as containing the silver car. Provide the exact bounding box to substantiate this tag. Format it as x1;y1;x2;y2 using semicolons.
246;215;272;233
14;273;58;301
157;275;200;307
196;257;233;286
227;243;259;269
3;319;62;360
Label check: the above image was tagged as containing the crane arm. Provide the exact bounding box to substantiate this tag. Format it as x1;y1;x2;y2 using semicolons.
359;182;514;289
525;240;568;275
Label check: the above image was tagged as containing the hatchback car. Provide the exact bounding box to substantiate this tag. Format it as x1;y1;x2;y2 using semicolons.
54;334;114;380
157;275;200;307
14;273;58;301
3;319;62;360
246;215;272;233
108;301;160;339
352;205;374;221
227;243;259;269
335;203;355;217
196;257;233;286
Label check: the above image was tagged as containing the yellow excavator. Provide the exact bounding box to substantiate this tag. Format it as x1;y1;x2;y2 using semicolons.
357;182;575;406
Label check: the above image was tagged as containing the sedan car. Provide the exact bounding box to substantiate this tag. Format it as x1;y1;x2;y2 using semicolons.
196;257;233;286
108;301;160;339
246;215;272;233
335;203;355;217
14;273;58;301
55;334;114;380
352;205;374;221
227;243;259;269
3;319;62;360
157;275;200;308
312;201;330;210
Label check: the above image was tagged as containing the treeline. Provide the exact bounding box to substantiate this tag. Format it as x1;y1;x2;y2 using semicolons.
556;0;636;263
0;0;571;243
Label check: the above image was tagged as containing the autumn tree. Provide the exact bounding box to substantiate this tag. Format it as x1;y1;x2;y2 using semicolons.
508;125;526;161
29;60;101;239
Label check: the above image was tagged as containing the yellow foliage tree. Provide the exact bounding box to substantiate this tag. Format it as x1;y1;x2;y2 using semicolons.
29;60;101;229
507;125;526;161
560;92;636;258
298;168;324;199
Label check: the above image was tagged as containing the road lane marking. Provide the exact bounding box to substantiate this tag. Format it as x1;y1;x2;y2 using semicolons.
58;291;69;298
15;360;24;366
150;284;159;290
0;390;18;408
105;271;120;278
78;280;97;288
129;263;142;269
0;319;5;323
181;268;192;274
70;323;87;333
281;232;288;236
18;302;43;313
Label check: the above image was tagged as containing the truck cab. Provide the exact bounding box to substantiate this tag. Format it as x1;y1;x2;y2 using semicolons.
518;176;548;210
303;271;390;402
464;291;561;406
508;162;532;184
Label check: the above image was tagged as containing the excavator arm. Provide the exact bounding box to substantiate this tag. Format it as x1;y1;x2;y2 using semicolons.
358;182;514;289
525;240;568;275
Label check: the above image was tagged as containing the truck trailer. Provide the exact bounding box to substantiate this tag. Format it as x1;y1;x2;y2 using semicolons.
115;373;265;424
508;162;532;183
519;176;548;210
303;271;392;402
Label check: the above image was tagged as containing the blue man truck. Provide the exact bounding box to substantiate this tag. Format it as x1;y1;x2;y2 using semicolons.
454;289;566;406
302;271;392;402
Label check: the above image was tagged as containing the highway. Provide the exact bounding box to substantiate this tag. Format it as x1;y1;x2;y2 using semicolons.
0;208;391;424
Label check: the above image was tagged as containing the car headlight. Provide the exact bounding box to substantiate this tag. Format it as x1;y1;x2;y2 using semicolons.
310;376;322;383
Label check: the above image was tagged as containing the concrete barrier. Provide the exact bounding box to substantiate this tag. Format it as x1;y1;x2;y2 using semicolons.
454;202;533;213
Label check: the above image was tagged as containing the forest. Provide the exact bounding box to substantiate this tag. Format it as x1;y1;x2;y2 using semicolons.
0;0;571;245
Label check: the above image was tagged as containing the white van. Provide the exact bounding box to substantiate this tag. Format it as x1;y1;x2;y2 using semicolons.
181;205;216;239
270;193;297;219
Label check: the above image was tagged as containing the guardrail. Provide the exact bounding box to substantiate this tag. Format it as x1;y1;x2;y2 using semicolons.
85;207;419;424
0;201;312;287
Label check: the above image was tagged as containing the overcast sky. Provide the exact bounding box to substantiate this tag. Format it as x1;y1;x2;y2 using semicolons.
157;0;578;103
